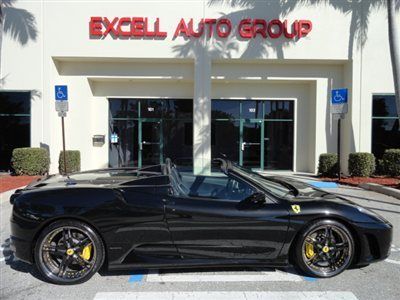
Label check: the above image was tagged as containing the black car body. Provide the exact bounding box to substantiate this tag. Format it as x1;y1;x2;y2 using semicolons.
9;159;392;283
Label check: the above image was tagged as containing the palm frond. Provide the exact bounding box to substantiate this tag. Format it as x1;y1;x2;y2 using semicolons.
2;6;37;45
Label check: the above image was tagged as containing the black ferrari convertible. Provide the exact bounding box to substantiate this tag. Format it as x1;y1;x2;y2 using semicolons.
10;158;392;284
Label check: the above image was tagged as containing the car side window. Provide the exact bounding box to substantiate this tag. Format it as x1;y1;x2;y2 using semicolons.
188;174;257;201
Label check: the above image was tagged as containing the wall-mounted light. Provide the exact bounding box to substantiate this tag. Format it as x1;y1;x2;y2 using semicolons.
93;135;105;147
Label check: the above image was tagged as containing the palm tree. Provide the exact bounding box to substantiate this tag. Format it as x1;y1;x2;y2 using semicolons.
174;0;400;118
388;0;400;119
0;0;38;85
295;0;400;121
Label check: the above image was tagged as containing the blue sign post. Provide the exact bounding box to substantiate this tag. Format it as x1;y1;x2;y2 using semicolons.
330;88;349;181
330;88;348;115
331;88;348;104
54;85;68;175
55;85;68;101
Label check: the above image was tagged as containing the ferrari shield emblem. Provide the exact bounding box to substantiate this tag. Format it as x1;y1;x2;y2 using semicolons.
291;204;301;214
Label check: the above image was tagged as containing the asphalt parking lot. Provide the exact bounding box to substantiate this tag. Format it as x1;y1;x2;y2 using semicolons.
1;185;399;300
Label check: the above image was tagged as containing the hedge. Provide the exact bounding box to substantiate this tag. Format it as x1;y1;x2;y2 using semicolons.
382;149;400;176
59;150;81;174
318;153;338;177
348;152;375;177
11;147;50;175
375;159;386;175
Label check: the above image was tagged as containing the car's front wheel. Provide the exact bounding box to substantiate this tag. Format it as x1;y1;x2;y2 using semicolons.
294;219;355;278
34;220;104;285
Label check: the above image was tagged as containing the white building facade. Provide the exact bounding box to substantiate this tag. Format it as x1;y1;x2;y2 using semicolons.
1;0;399;174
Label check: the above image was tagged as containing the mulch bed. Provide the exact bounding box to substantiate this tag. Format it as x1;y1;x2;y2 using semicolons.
0;175;42;193
320;176;400;189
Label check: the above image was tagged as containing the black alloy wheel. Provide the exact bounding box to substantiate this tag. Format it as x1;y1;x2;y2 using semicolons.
34;220;104;285
294;219;355;278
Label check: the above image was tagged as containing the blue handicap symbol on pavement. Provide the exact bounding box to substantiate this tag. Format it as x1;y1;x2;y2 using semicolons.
55;85;68;101
331;88;347;104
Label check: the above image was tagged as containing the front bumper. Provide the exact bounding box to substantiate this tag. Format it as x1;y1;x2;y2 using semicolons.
10;234;33;264
10;212;41;265
353;220;393;266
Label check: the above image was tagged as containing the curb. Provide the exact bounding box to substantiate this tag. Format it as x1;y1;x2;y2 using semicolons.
359;183;400;199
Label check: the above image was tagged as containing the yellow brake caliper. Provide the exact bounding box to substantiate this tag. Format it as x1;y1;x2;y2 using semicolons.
80;244;92;260
305;242;315;259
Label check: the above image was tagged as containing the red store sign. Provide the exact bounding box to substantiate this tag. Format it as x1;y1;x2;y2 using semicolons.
89;17;312;39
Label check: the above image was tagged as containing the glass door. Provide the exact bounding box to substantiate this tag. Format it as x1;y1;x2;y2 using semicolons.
240;120;263;169
140;120;163;167
264;121;293;170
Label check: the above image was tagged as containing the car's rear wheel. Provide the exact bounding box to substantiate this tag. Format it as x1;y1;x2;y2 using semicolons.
294;219;354;278
34;220;104;285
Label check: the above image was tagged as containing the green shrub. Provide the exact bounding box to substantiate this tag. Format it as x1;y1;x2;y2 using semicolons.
348;152;375;177
375;159;386;175
11;147;50;175
318;153;338;177
59;150;81;174
382;149;400;176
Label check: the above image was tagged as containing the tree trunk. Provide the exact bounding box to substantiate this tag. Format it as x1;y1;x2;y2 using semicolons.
0;5;3;84
388;0;400;118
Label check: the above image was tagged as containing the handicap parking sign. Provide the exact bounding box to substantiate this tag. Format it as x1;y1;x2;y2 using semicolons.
331;88;347;104
330;88;348;115
55;85;68;101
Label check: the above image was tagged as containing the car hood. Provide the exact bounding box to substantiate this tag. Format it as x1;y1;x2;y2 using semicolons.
267;175;356;204
267;175;391;223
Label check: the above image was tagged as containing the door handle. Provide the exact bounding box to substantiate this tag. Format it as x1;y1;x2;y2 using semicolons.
242;142;261;150
142;141;160;145
162;198;175;205
247;142;261;145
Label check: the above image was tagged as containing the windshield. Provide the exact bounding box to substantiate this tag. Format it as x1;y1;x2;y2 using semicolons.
40;170;145;186
231;164;293;198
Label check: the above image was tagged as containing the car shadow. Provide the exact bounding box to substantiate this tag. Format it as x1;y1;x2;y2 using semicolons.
3;236;306;283
98;265;302;277
1;238;44;281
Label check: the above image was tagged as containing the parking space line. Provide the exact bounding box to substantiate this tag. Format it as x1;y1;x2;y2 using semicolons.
145;270;303;282
385;258;400;265
303;276;318;282
390;245;400;252
307;181;338;188
128;274;144;283
94;291;358;300
0;256;10;262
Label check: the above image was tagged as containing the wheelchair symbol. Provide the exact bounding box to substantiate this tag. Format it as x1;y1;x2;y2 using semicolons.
333;90;345;103
56;87;66;99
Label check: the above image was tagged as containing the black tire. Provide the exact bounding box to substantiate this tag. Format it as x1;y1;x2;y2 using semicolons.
293;219;355;278
34;220;105;285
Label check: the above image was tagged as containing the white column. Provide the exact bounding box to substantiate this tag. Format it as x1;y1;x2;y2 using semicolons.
341;60;361;175
313;78;330;173
193;45;211;175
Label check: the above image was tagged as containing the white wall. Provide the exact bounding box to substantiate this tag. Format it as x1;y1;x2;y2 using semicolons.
1;0;399;174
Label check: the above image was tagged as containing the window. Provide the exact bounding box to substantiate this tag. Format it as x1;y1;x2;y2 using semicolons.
109;99;193;168
372;95;400;159
211;100;240;120
0;92;31;171
242;100;263;119
141;99;163;118
211;99;294;170
187;174;256;201
109;99;138;118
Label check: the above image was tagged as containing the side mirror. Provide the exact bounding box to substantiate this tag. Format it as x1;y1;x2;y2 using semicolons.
237;192;266;210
